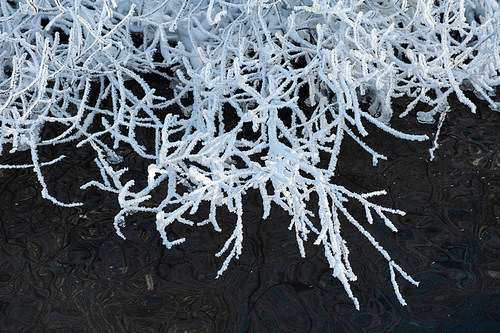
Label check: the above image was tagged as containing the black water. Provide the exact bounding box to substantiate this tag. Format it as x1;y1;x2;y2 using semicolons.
1;96;500;332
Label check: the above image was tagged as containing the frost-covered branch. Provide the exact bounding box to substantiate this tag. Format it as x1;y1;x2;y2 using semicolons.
1;0;500;309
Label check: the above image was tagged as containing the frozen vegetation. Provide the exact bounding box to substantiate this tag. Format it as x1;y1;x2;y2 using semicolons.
1;0;499;309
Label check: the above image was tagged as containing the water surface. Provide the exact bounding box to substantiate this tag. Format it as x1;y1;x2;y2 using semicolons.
1;96;500;332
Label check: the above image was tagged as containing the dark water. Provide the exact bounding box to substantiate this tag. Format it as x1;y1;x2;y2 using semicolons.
1;95;500;332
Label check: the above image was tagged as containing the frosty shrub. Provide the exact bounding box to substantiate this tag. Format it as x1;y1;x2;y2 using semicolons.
1;0;500;309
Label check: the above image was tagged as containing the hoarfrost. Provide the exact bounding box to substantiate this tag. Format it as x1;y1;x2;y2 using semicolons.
1;0;499;309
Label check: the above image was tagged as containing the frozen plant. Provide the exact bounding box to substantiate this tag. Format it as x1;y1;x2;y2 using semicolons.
1;0;500;310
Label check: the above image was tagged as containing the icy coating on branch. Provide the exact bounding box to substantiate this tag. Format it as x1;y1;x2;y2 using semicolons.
1;0;500;309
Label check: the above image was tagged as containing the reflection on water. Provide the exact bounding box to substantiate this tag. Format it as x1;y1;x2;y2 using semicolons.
1;96;500;332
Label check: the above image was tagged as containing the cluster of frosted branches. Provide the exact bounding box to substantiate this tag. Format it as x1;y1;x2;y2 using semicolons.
1;0;500;309
0;0;169;205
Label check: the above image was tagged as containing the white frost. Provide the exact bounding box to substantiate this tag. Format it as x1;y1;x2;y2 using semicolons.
1;0;499;309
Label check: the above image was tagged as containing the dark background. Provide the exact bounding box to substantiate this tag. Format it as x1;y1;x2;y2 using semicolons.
1;95;500;332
